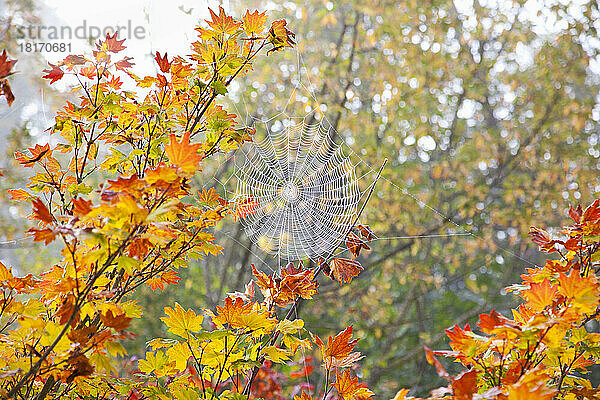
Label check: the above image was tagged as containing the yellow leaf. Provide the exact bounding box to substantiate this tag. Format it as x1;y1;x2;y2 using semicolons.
262;346;291;363
160;302;203;338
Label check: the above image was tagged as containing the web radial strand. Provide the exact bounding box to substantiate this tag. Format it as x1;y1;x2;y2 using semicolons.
233;120;361;262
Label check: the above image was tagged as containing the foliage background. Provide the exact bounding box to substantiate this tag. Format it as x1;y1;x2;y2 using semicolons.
2;0;600;397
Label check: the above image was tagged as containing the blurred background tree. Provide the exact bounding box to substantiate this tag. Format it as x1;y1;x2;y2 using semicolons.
2;0;600;397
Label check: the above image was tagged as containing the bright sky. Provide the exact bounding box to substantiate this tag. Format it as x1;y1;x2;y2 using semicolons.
39;0;226;76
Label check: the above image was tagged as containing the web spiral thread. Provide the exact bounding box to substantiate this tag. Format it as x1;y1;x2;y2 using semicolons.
233;119;361;262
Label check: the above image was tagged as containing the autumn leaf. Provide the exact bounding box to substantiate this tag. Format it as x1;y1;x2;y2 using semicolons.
102;32;126;53
154;52;171;73
0;78;14;106
267;19;296;55
326;258;364;285
72;197;93;216
199;187;221;207
115;56;135;71
14;143;51;167
522;279;559;312
294;392;313;400
138;351;174;377
346;231;370;258
425;346;450;379
557;271;599;314
528;227;557;253
452;369;478;400
318;325;364;369
28;228;56;245
334;369;374;400
235;195;259;220
243;10;268;35
206;6;242;35
42;63;64;84
31;198;53;225
165;131;202;176
62;55;87;66
0;50;17;78
100;310;132;331
160;302;203;338
146;269;181;291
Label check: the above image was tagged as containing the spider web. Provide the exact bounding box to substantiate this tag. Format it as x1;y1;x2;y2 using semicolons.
231;117;361;262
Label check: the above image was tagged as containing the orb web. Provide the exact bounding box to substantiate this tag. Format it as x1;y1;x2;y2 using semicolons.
232;120;361;262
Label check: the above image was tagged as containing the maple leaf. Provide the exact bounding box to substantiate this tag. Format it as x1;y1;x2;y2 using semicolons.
165;131;202;176
138;351;174;377
199;187;221;207
320;326;363;369
72;197;93;216
62;354;94;383
334;369;374;400
294;392;313;400
160;302;203;338
235;195;259;220
558;271;599;314
31;198;53;225
154;52;171;73
115;56;135;71
211;296;253;328
62;55;87;66
357;224;377;241
27;228;56;245
522;279;559;312
146;269;181;291
346;231;370;258
14;143;51;167
102;32;126;53
477;309;515;334
0;78;14;106
451;369;477;400
267;19;296;55
425;346;450;379
42;63;64;84
0;51;16;105
100;310;132;331
582;199;600;223
528;227;557;253
243;10;268;35
326;258;364;285
206;6;242;35
569;203;583;223
0;50;17;79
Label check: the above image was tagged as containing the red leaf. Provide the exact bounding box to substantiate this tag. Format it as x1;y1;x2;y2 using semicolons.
115;56;135;71
42;63;64;84
325;258;364;284
528;226;556;253
425;346;449;379
103;32;126;53
0;50;17;79
146;269;181;291
14;143;51;167
31;198;52;225
452;369;478;400
569;204;583;223
582;199;600;223
154;52;171;73
28;228;56;244
0;78;14;106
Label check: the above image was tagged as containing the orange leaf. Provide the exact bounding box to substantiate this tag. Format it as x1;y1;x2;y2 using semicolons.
14;143;51;167
326;258;364;284
28;228;56;245
212;296;253;327
267;19;296;55
425;346;449;379
322;326;363;368
165;131;202;176
452;369;478;400
146;269;181;291
100;310;132;331
522;279;558;312
528;227;556;253
102;32;126;53
7;189;31;201
334;369;374;400
346;231;370;258
31;198;53;225
206;6;242;35
154;52;171;73
243;10;268;35
72;197;93;216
